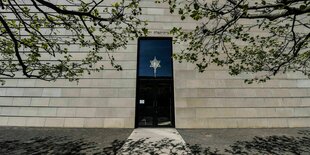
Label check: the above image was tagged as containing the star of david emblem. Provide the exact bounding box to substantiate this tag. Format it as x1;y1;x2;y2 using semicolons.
150;56;161;77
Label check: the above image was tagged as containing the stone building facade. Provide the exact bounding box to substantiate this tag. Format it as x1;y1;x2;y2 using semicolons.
0;0;309;128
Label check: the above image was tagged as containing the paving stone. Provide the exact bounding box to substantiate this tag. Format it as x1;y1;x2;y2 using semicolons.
118;128;191;155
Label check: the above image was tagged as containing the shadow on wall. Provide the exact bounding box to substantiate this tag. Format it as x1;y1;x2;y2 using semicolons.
0;130;309;155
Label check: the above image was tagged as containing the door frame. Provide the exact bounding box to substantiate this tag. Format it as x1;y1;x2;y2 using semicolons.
135;37;175;128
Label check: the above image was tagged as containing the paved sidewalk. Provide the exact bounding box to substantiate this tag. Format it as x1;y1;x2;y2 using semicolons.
178;127;310;155
118;128;191;155
0;127;309;154
0;127;132;155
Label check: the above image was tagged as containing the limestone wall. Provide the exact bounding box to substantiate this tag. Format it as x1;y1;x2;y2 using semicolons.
0;0;141;128
0;0;309;128
174;64;310;128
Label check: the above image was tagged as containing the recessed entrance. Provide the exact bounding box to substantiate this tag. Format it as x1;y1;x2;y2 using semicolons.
135;37;175;127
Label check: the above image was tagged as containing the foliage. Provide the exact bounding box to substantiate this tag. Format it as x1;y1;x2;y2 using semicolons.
0;0;147;85
160;0;310;83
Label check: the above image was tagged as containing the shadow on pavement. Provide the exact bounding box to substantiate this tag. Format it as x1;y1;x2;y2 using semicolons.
0;136;125;155
0;136;190;155
189;130;310;155
118;138;190;154
0;130;309;155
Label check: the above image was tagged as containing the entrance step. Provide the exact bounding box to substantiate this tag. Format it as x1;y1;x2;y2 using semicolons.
117;128;191;155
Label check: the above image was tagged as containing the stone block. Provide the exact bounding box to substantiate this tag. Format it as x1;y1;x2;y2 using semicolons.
111;79;136;88
147;8;164;15
262;98;282;107
219;108;239;117
75;108;96;117
45;118;64;127
17;79;36;87
301;98;310;106
237;119;268;128
256;108;276;117
206;119;238;128
90;80;111;87
0;98;13;105
80;88;101;97
175;89;199;98
61;89;81;97
124;117;135;128
74;79;91;87
215;89;236;97
288;118;310;127
196;108;218;118
224;80;243;88
235;108;257;117
4;79;18;87
64;118;85;127
234;89;256;97
286;72;307;79
35;80;55;87
26;117;45;127
18;107;38;116
279;80;297;87
1;107;20;115
103;88;125;98
42;88;62;97
68;98;106;107
95;108;134;117
289;89;308;97
7;117;27;126
255;89;273;97
297;80;310;87
175;108;195;118
84;118;104;128
37;108;57;117
175;118;205;128
282;98;301;106
236;119;250;128
271;89;290;97
174;98;187;108
274;108;294;117
121;70;136;78
267;118;288;127
0;117;8;126
56;108;76;117
294;108;310;117
104;118;125;128
191;98;224;107
49;98;68;106
107;98;135;108
31;98;50;106
6;88;24;96
13;98;31;106
0;89;6;96
118;88;135;98
198;89;216;97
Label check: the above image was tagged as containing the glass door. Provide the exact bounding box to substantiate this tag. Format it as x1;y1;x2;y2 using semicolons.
135;37;175;127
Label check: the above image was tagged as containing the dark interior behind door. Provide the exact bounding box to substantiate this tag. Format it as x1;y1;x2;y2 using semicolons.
135;37;175;127
137;78;173;127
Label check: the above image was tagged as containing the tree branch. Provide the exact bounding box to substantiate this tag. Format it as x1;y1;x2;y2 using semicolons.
0;15;29;77
35;0;109;21
242;6;310;20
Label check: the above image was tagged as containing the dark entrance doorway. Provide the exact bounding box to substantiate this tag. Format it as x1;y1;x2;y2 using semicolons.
135;37;175;127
